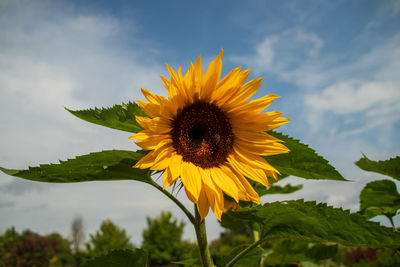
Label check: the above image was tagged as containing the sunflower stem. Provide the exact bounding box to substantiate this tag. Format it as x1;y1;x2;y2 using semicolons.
194;205;214;267
225;238;264;267
388;215;398;232
150;180;196;225
252;230;260;243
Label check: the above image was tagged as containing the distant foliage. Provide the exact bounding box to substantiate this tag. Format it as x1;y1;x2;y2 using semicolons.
80;249;148;267
210;229;253;266
141;211;198;266
86;219;134;258
0;227;74;267
71;216;85;254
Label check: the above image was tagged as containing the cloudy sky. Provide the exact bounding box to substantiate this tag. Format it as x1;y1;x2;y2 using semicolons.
1;0;399;244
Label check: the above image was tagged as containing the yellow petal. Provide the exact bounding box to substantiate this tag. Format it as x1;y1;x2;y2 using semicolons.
197;188;210;221
166;64;188;100
134;143;173;169
134;150;157;169
198;167;220;196
162;168;173;189
225;78;264;106
214;69;250;107
202;49;223;100
227;164;260;204
180;162;202;202
228;94;280;114
165;64;181;89
160;75;171;90
234;130;281;143
215;67;242;94
135;116;171;134
193;55;203;86
209;166;239;202
136;135;170;150
228;154;270;188
191;55;203;101
150;146;175;171
141;88;167;105
185;187;197;203
230;111;285;132
169;154;183;181
183;62;195;100
235;138;289;156
162;164;180;189
263;117;291;131
219;164;249;195
160;75;185;108
135;116;152;129
137;100;159;118
204;184;224;221
129;131;150;141
233;146;279;173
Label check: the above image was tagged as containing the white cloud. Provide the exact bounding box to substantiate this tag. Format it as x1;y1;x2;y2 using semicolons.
0;0;165;163
294;30;323;57
305;80;400;115
230;36;277;72
303;35;400;135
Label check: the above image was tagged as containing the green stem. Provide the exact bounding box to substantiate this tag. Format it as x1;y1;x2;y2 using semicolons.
252;230;260;243
252;230;264;266
225;239;264;267
194;205;214;267
150;181;196;225
387;215;398;232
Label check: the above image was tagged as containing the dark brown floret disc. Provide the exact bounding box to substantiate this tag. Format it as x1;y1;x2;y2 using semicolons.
171;102;234;168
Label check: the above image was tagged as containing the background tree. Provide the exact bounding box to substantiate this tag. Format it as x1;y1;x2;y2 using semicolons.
71;216;85;254
141;211;197;266
209;229;251;260
0;227;74;267
85;218;134;258
70;216;88;265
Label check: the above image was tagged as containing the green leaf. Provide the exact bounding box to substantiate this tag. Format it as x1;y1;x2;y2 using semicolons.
80;249;147;267
264;239;338;264
254;183;303;197
215;244;263;267
66;102;147;133
0;150;151;184
304;242;338;261
360;179;400;219
221;200;400;248
266;131;346;181
355;155;400;181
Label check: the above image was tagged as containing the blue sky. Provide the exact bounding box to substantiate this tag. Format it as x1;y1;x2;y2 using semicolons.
0;0;399;244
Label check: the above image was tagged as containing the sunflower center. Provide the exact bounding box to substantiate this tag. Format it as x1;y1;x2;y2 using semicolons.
171;101;234;169
188;124;207;145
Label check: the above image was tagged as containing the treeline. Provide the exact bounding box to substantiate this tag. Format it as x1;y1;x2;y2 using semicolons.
0;211;198;267
1;211;398;267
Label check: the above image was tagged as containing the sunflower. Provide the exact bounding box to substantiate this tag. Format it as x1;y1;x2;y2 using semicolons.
130;50;290;220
